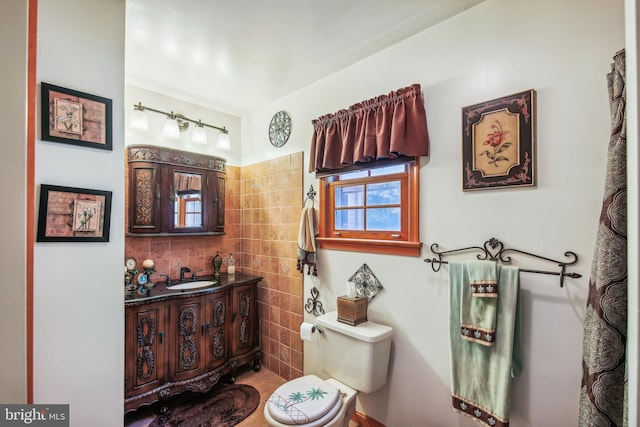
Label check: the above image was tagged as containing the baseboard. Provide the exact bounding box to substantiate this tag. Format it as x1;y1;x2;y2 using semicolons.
351;410;385;427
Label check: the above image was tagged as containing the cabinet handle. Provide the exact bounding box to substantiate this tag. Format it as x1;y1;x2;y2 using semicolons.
156;184;161;208
202;323;211;336
169;185;175;203
159;331;165;344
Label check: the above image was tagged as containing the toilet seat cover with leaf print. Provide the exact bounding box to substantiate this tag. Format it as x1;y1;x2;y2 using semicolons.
267;374;341;425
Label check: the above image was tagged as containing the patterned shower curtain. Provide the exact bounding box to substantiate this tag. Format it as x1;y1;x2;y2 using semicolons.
579;49;627;427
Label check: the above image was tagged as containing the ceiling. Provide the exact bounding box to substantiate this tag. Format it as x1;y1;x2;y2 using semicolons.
125;0;484;116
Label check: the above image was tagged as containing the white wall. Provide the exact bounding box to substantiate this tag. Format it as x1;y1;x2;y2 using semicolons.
0;0;28;404
35;1;125;426
241;0;625;425
125;85;242;165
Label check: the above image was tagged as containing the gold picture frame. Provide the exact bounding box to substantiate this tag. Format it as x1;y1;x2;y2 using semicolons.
462;90;535;191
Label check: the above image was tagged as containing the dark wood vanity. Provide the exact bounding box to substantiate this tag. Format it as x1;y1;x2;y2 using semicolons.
124;272;261;413
127;145;226;236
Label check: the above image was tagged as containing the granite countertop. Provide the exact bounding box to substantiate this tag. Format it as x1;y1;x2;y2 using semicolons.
124;271;262;305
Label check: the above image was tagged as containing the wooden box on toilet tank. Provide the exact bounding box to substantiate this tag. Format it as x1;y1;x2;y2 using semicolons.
337;295;368;326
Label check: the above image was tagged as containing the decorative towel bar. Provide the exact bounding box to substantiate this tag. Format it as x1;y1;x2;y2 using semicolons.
424;237;582;287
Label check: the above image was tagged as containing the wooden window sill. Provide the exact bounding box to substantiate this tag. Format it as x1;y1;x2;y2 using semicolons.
317;237;422;257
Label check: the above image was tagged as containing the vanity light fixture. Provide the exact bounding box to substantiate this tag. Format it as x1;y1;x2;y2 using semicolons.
130;102;231;149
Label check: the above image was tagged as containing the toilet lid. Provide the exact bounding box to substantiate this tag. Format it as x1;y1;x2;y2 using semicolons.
267;375;341;425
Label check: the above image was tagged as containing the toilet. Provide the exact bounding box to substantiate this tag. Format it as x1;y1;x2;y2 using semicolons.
264;311;393;427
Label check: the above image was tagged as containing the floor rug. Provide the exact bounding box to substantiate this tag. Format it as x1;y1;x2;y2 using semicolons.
148;383;260;427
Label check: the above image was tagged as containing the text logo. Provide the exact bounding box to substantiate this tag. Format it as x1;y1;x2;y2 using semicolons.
0;405;68;426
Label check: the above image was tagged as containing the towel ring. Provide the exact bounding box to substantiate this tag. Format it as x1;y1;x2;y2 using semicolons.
303;185;317;207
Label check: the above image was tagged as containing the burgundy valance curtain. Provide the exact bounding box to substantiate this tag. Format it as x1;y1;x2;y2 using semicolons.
309;83;429;173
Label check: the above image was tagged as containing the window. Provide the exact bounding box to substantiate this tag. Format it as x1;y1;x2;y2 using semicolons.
318;160;421;256
175;194;202;227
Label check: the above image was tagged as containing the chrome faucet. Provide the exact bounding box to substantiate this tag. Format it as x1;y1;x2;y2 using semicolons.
179;267;191;281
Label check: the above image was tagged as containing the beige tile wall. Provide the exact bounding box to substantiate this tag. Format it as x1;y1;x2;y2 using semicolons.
239;152;304;381
125;153;304;381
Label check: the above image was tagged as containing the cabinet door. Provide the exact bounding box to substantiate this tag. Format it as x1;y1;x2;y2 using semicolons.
231;283;257;356
209;171;225;233
168;296;207;380
166;165;208;234
125;302;166;396
204;289;230;369
128;162;163;233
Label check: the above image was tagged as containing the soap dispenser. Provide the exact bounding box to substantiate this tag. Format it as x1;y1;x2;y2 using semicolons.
228;253;235;276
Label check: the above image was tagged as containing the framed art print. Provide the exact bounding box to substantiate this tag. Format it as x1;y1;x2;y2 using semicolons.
37;184;112;242
41;82;113;150
462;89;535;191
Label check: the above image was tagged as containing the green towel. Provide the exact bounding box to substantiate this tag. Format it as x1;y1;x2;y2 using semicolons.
449;261;522;427
461;260;498;346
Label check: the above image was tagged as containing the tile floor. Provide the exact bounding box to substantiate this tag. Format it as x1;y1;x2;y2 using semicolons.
124;367;361;426
124;366;285;427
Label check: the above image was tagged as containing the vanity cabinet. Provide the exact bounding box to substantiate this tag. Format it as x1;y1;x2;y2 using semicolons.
127;145;226;236
229;282;260;382
124;274;261;413
167;288;230;383
124;301;166;397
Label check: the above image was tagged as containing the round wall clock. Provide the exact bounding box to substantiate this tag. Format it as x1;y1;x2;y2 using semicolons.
125;257;137;271
269;111;292;147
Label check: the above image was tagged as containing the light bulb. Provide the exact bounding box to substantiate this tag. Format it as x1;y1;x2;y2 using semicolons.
163;116;180;139
130;109;149;131
192;122;207;144
217;131;231;150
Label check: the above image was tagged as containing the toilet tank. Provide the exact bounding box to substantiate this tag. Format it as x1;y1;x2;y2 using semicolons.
316;311;393;393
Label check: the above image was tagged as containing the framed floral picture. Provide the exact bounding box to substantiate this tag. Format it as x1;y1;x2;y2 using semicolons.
37;184;112;242
40;82;113;150
462;90;535;191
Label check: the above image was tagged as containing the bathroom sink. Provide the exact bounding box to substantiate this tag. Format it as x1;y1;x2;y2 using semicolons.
167;280;218;290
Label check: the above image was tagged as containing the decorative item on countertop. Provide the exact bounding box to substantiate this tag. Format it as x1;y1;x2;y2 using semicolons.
297;186;318;276
228;253;235;276
141;258;156;286
124;265;138;296
136;272;151;294
348;263;383;300
136;270;149;295
337;295;368;326
124;257;138;291
213;251;222;278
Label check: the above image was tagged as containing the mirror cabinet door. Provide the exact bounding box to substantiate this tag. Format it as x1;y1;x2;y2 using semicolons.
169;169;206;232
